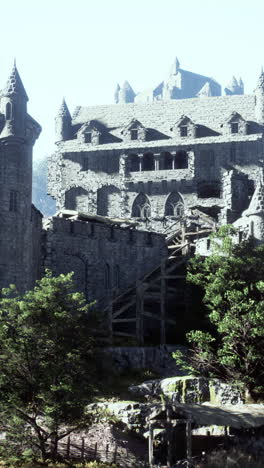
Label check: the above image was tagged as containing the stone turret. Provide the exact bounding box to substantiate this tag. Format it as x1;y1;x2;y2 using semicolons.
114;83;120;104
241;174;264;242
224;76;244;96
170;57;180;76
55;98;72;141
116;81;135;104
0;63;41;292
0;61;28;138
255;69;264;124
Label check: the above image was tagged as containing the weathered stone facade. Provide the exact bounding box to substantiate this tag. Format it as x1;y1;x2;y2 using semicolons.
1;59;264;315
49;64;264;241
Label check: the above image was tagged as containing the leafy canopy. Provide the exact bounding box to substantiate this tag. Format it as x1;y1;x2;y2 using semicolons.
0;271;99;460
174;226;264;397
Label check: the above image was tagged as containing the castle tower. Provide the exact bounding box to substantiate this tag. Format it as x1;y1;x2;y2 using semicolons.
117;81;135;104
254;69;264;124
0;63;41;292
242;175;264;242
55;98;72;141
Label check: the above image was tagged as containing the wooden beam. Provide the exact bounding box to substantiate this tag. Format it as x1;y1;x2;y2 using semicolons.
148;424;154;468
160;260;166;345
136;281;144;345
112;300;136;319
113;318;136;323
113;331;136;338
186;419;192;468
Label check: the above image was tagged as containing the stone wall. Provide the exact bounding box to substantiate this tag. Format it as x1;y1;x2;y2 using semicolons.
42;216;167;307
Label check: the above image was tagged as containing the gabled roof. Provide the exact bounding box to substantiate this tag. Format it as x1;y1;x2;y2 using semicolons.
122;118;145;133
225;111;246;124
77;120;103;135
71;94;256;141
173;115;195;128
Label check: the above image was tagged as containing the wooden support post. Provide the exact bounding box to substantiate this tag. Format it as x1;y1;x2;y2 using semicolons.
114;444;118;463
94;442;97;459
166;405;173;468
136;281;144;345
108;300;113;344
160;259;166;345
81;437;85;461
66;436;70;458
148;423;154;468
186;418;192;468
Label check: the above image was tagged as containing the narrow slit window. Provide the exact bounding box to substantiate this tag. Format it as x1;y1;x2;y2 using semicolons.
9;191;18;212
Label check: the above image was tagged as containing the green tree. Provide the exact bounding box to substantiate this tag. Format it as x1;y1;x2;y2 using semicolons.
0;271;99;461
174;226;264;399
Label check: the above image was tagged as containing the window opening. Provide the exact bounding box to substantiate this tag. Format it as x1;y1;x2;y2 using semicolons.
175;151;188;169
132;193;151;218
142;153;154;171
6;102;12;120
231;122;238;134
180;126;187;137
104;263;111;289
129;154;140;172
9;191;18;212
163;152;173;170
85;132;92;143
131;129;138;140
165;192;184;217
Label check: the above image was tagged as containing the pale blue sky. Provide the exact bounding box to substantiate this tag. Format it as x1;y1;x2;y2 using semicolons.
0;0;263;159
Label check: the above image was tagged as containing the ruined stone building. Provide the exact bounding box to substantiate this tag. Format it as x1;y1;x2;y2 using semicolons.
1;58;264;342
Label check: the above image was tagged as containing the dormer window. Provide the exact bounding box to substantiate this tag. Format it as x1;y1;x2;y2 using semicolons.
131;129;138;140
85;132;92;143
223;112;248;136
180;126;188;137
172;115;196;139
122;119;146;142
231;122;238;134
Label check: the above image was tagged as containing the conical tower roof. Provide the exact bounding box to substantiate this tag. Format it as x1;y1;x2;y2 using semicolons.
4;62;28;101
170;57;180;75
244;177;264;216
256;68;264;89
57;98;71;118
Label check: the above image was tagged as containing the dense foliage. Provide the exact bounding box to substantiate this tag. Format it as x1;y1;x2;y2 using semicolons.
174;226;264;398
0;272;99;460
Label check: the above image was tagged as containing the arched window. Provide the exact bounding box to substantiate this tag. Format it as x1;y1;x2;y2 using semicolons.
142;153;154;171
114;265;120;289
163;152;173;170
175;150;188;169
129;154;140;172
6;102;12;120
132;193;151;219
104;263;111;289
165;192;185;217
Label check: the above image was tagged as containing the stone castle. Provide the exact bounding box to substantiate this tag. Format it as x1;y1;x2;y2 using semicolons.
1;58;264;342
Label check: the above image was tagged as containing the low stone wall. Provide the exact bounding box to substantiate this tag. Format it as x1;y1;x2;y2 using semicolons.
105;345;187;376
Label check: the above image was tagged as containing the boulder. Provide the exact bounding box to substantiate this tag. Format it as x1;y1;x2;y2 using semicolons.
129;376;243;405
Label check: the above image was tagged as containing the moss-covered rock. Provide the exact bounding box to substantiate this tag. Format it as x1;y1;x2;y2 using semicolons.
129;376;243;405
